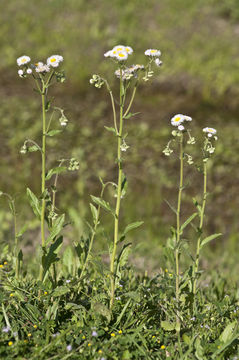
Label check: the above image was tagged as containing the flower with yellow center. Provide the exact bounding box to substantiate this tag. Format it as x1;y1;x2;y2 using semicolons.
47;55;63;68
8;341;13;346
0;265;3;268
160;345;166;349
203;127;217;135
17;55;31;66
4;261;7;265
113;45;126;52
171;114;184;126
125;46;133;54
145;49;161;57
111;333;116;337
115;51;128;61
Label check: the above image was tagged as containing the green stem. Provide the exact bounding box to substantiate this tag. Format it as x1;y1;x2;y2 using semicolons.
193;161;207;295
109;90;118;134
175;134;184;328
79;185;106;283
123;83;137;118
110;68;124;311
12;201;19;279
39;85;47;282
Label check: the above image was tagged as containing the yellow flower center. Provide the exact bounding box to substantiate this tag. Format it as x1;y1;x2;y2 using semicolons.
174;116;181;122
50;58;56;63
151;50;157;53
118;53;125;57
116;47;123;51
21;58;26;63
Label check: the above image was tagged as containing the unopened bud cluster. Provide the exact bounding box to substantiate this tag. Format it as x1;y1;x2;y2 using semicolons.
68;158;79;171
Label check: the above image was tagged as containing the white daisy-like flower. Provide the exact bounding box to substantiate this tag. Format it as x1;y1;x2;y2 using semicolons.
17;55;31;66
104;50;112;58
145;49;161;57
112;45;126;52
178;125;185;131
155;58;162;67
115;51;128;61
203;127;217;135
47;55;60;68
184;115;192;122
171;114;185;126
26;68;32;74
125;46;133;55
18;69;24;77
35;62;50;73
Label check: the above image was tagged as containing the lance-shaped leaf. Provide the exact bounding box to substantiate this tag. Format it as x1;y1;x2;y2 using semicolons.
45;166;67;181
104;126;117;135
42;236;63;282
91;195;114;216
26;188;41;219
200;233;222;249
46;214;65;245
46;130;63;137
180;213;197;232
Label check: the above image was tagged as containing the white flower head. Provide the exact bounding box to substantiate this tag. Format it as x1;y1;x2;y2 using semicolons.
104;50;112;58
112;45;126;52
47;55;61;68
115;51;128;61
155;58;162;67
18;69;24;77
17;55;31;66
178;125;185;131
184;115;192;122
35;62;50;73
171;114;184;126
145;49;161;57
125;46;133;55
26;68;32;74
203;127;217;135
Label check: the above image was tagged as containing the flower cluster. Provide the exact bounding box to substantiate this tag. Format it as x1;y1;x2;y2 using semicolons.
68;158;80;171
203;127;217;139
145;49;162;67
171;114;192;130
89;74;105;88
104;45;133;61
115;64;144;80
203;127;218;157
17;54;63;77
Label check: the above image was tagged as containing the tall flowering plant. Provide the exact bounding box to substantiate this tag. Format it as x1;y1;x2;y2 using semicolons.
17;54;79;283
89;45;162;310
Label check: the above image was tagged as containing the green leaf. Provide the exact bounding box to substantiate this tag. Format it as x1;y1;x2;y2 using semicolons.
164;199;177;215
123;112;140;119
47;130;63;137
28;145;39;152
52;286;69;297
200;233;222;249
180;213;197;231
219;321;237;343
91;195;114;215
161;320;175;331
123;221;144;235
104;126;117;135
116;243;132;269
26;188;41;219
45;166;67;181
42;236;63;282
46;214;65;245
90;203;98;224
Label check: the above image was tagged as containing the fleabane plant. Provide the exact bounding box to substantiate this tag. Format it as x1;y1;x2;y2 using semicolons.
163;114;196;331
17;54;78;283
90;44;162;310
192;127;221;299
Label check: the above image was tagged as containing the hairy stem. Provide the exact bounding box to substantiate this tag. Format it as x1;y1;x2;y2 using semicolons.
193;161;207;295
110;69;124;311
175;133;184;328
39;86;47;282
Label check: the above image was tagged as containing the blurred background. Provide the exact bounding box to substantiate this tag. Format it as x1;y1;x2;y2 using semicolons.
0;0;239;276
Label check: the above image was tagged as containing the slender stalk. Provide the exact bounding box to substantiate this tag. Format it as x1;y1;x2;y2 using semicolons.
79;185;106;282
110;68;124;310
12;201;19;279
123;83;137;118
39;84;47;282
109;90;118;134
193;161;207;295
175;133;184;327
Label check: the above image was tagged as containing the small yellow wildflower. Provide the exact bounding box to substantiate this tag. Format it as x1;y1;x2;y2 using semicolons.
33;325;37;329
152;335;155;339
82;335;86;340
98;350;102;354
27;333;32;337
8;341;13;346
118;330;122;334
44;291;48;295
161;345;166;349
0;265;3;268
4;261;7;265
217;345;221;349
169;273;173;278
88;343;91;347
24;340;28;343
165;268;168;273
111;333;116;337
10;293;14;297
